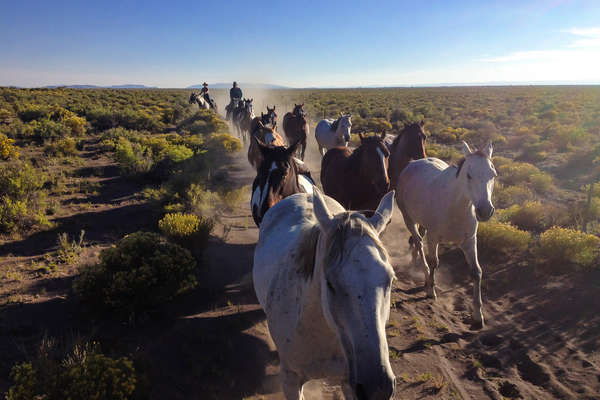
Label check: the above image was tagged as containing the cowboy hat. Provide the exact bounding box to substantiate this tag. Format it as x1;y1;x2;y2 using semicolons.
202;82;208;86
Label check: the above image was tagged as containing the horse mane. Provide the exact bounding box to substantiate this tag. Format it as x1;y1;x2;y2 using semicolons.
298;211;388;280
455;150;493;177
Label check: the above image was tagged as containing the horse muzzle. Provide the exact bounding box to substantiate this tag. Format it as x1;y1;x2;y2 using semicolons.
475;203;495;222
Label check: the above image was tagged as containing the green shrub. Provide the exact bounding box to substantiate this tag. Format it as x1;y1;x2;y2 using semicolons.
6;343;136;400
493;184;534;208
63;114;87;136
73;232;197;315
498;161;540;186
158;212;213;250
506;201;551;232
0;133;19;159
529;172;553;193
17;104;50;122
114;137;153;175
536;226;600;268
478;221;532;254
44;137;79;156
0;161;49;233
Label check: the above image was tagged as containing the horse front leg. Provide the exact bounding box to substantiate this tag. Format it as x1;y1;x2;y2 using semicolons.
281;367;306;400
460;236;484;328
301;139;306;161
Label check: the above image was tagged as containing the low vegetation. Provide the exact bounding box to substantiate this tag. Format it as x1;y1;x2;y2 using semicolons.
5;340;136;400
73;231;197;317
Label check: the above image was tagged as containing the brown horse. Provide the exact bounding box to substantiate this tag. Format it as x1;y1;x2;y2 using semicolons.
388;120;428;187
282;103;309;161
250;140;315;226
248;118;286;169
321;132;390;211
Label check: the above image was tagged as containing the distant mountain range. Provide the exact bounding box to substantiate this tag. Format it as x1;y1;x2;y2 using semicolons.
187;82;289;89
43;84;158;89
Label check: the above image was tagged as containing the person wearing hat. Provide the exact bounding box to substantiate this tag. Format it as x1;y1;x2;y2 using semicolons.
200;82;216;109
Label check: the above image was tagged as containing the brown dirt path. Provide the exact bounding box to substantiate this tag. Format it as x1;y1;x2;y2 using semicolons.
195;132;600;399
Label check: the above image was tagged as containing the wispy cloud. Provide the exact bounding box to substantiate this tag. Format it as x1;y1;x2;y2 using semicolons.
481;26;600;63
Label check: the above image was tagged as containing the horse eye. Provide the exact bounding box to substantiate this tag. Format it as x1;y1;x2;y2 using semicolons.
467;173;472;180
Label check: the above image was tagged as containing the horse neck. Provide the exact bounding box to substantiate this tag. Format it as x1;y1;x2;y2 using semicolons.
445;170;473;212
389;137;412;185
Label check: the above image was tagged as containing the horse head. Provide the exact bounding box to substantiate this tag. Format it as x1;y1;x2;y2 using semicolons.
396;120;427;159
189;92;197;104
336;113;352;143
456;141;497;222
313;189;396;399
245;99;254;114
293;103;306;118
357;132;391;195
251;139;302;225
265;105;277;128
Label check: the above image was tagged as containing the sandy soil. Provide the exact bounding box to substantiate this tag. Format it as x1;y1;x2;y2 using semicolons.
191;131;600;400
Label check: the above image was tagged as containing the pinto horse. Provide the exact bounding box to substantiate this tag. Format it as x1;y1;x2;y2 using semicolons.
388;120;428;187
250;140;315;226
321;132;390;211
283;103;309;161
247;119;286;169
253;189;396;399
189;92;210;110
395;141;497;328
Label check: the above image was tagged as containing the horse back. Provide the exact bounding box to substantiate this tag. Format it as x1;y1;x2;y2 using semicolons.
320;147;353;204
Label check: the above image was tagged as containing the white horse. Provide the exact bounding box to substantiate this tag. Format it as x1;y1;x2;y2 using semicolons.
254;189;396;400
315;113;352;156
394;141;496;328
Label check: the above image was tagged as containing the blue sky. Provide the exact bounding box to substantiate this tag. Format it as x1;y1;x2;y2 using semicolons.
1;0;599;87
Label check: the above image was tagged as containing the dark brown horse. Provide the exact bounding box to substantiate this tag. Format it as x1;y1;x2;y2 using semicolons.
259;105;277;130
251;140;315;226
388;120;428;187
247;119;286;169
282;103;309;161
321;132;390;211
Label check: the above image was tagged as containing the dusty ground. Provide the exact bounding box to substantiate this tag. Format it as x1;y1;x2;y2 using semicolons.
1;129;599;399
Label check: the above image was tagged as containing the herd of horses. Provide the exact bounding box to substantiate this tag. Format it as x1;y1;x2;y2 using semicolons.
190;94;498;399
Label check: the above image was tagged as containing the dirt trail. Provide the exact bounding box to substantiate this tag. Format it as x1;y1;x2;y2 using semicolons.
201;129;600;399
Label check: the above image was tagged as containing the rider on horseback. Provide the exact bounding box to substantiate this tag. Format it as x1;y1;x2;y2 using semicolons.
230;81;242;101
226;82;243;120
200;82;217;109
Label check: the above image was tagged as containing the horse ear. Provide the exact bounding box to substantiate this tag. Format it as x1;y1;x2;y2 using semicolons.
420;119;425;127
273;105;276;110
313;188;336;233
368;191;395;235
462;141;473;156
261;112;265;117
380;131;387;139
359;133;365;141
340;112;344;118
483;141;493;158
